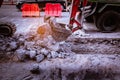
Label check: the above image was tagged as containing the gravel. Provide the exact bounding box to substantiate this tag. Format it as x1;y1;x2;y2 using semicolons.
15;48;26;61
51;51;58;58
9;42;18;50
29;51;36;59
36;54;45;63
40;48;49;56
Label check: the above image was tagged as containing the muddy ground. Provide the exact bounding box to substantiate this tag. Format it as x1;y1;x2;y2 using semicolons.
0;5;120;80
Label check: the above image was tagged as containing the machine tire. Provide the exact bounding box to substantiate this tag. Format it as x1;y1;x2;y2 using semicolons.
0;22;16;36
85;16;94;23
96;10;119;32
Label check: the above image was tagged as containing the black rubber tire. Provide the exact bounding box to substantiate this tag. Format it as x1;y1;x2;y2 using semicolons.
0;22;16;36
96;10;119;32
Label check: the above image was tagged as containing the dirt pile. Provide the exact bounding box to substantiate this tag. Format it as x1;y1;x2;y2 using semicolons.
0;26;73;62
0;24;120;62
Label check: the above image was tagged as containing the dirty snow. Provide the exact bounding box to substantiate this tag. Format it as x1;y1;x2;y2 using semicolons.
0;5;120;80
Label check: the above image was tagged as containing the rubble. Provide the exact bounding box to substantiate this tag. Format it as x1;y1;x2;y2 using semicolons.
48;43;60;51
9;41;18;50
0;45;6;51
51;51;58;58
0;28;74;62
0;28;120;62
40;48;49;56
36;54;45;63
15;48;26;61
0;23;120;63
29;50;36;59
47;53;52;60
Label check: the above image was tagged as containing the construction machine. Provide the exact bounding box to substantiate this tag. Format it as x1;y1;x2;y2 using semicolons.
66;0;120;32
85;0;120;32
0;0;89;40
39;0;89;41
45;0;120;42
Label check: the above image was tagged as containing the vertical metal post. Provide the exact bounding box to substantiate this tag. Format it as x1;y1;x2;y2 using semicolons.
68;0;88;32
68;0;82;32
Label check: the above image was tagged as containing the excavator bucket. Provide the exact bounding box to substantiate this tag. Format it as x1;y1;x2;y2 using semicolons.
37;16;72;42
48;18;72;41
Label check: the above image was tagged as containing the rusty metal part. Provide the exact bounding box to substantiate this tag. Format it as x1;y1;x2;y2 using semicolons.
37;15;72;41
49;18;72;42
37;23;52;39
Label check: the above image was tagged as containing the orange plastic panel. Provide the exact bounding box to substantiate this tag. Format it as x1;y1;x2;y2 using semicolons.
45;3;62;17
21;3;40;17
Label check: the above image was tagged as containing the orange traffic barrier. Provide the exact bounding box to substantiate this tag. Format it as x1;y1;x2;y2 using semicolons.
21;4;31;17
45;3;62;17
21;3;40;17
31;4;40;16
